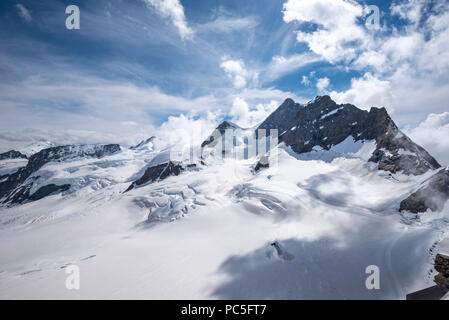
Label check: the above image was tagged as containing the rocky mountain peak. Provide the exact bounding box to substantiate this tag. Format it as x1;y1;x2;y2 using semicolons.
272;97;440;176
256;97;303;135
217;120;240;131
307;95;336;107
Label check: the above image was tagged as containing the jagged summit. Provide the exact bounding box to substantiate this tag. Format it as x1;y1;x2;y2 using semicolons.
257;98;303;135
278;96;440;175
217;120;241;130
306;95;334;105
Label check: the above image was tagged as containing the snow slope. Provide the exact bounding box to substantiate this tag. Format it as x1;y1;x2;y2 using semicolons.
0;140;448;299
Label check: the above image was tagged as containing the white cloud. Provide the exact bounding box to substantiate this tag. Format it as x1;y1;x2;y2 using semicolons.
301;75;310;85
330;72;391;110
158;111;220;148
0;72;221;145
197;15;258;34
390;0;425;26
145;0;193;40
285;0;449;127
353;50;387;72
316;77;330;93
229;97;278;128
264;53;320;83
404;112;449;166
220;58;251;89
16;3;32;22
282;0;366;63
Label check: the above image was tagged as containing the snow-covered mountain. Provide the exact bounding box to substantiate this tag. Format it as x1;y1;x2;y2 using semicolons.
0;96;448;299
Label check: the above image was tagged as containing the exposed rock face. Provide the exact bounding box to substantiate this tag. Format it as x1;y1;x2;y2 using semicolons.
400;168;449;213
434;253;449;288
277;96;440;175
257;98;302;135
0;150;27;160
254;156;269;172
28;184;71;202
0;144;121;204
125;161;187;192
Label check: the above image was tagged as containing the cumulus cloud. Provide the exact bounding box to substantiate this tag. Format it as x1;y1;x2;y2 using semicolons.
279;0;449;124
330;72;391;110
316;77;330;93
220;57;253;89
404;112;449;166
353;50;387;72
301;75;310;85
390;0;425;26
282;0;366;63
157;111;220;148
145;0;193;40
229;97;278;128
16;3;32;22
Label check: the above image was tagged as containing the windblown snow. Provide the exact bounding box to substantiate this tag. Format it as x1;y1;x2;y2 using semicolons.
0;136;448;300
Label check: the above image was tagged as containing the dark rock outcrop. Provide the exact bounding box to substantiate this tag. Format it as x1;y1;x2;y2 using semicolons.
434;253;449;288
0;150;27;160
277;96;440;175
0;144;121;204
256;98;302;136
400;168;449;213
29;184;71;201
254;156;269;172
125;161;187;192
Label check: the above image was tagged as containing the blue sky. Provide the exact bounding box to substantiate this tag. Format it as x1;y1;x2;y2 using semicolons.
0;0;448;162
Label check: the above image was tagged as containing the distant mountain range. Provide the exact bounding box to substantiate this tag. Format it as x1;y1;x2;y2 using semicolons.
0;95;447;213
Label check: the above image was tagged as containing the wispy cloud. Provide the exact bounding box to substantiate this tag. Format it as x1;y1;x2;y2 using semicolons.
15;3;32;22
196;15;259;34
316;77;330;93
144;0;193;40
264;53;320;83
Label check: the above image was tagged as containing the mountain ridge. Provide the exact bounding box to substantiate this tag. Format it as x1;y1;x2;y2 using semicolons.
0;96;447;214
